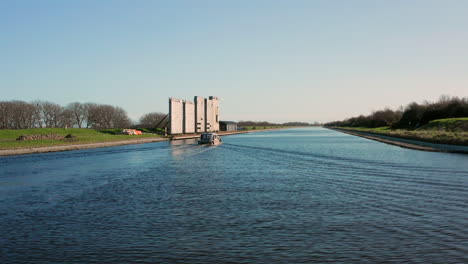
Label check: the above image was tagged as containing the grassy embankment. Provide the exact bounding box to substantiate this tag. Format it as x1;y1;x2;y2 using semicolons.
0;128;165;149
336;118;468;146
241;126;293;130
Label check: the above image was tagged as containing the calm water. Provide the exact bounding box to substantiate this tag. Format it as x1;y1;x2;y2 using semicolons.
1;127;467;263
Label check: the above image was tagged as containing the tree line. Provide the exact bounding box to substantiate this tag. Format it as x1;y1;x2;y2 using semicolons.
237;121;312;127
325;95;468;129
0;100;167;130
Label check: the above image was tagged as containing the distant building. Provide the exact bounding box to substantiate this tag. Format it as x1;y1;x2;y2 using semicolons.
220;121;237;131
194;96;205;133
205;96;219;132
169;98;184;134
169;96;220;135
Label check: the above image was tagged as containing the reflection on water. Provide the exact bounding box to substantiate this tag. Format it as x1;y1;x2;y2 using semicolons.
169;139;194;158
169;138;223;159
1;127;467;263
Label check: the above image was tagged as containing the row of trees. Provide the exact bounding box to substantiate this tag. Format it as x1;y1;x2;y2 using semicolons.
326;95;468;129
1;100;318;130
0;100;167;130
237;121;313;127
138;112;167;129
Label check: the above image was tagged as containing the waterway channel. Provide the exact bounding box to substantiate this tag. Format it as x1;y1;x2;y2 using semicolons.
1;127;467;263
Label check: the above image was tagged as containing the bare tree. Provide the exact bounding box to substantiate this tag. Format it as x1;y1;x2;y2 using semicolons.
139;112;166;128
83;103;96;128
112;106;132;128
59;108;74;128
0;100;133;130
87;104;131;129
0;101;11;129
87;104;108;129
0;101;39;129
36;101;64;128
66;102;87;128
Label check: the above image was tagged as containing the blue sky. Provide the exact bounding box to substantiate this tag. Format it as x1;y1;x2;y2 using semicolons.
1;1;467;123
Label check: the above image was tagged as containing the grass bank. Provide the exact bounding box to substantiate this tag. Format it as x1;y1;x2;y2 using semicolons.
420;117;468;132
0;126;292;156
240;126;294;130
330;118;468;146
0;128;165;150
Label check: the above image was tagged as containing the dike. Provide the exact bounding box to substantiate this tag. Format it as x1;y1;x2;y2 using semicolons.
328;127;468;154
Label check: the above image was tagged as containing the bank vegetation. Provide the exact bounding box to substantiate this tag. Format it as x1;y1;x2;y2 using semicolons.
0;100;169;131
325;95;468;146
237;121;316;130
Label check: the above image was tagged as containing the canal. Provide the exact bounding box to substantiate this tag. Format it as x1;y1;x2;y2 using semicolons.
1;127;467;263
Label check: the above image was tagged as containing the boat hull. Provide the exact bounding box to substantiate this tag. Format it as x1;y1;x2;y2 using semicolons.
198;139;221;146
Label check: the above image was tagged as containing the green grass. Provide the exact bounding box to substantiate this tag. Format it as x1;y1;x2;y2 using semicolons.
340;126;391;133
0;128;106;140
419;117;468;132
0;128;165;149
431;117;468;122
336;123;468;146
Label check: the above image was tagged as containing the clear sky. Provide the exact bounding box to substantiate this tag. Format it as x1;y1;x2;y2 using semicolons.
1;0;467;123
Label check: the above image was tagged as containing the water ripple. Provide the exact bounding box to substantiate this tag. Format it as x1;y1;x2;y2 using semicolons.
1;127;467;263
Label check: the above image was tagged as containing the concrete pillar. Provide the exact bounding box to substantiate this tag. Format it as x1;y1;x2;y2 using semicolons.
169;98;184;134
183;100;195;134
194;96;205;133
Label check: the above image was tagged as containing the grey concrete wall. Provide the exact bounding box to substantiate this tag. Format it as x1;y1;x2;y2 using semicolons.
205;96;219;132
169;98;184;134
205;98;214;132
227;123;236;131
211;96;219;131
220;122;237;131
195;96;205;133
169;95;219;135
183;100;195;134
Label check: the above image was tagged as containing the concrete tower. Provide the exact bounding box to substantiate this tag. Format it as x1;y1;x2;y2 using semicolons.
194;96;205;133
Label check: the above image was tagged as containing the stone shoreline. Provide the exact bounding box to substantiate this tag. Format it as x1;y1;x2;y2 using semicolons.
329;127;468;154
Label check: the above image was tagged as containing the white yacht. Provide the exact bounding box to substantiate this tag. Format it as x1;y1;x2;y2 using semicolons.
198;133;222;146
